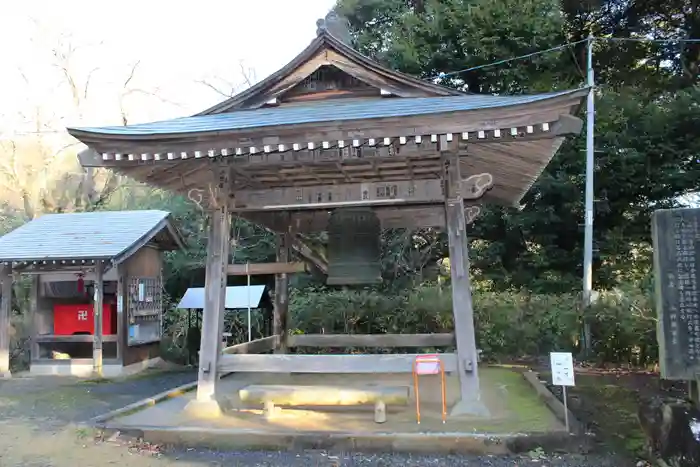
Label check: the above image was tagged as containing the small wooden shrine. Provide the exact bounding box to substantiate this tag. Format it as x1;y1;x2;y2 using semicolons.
0;210;183;378
67;15;586;415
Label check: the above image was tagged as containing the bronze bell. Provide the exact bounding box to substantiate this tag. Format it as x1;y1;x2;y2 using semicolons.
326;208;382;285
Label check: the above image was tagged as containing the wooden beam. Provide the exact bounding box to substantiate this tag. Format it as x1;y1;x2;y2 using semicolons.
239;384;409;406
227;262;306;276
0;266;11;377
218;353;458;374
234;179;450;211
244;202;483;232
122;157;519;208
116;264;126;363
222;335;280;354
35;334;119;343
442;137;487;416
290;234;328;274
189;167;232;417
273;231;291;353
92;260;104;378
29;275;39;363
287;333;455;348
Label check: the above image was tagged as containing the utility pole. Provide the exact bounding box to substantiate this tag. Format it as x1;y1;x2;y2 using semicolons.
582;34;595;353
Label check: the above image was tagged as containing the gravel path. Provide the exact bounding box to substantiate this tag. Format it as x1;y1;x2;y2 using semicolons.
0;368;626;467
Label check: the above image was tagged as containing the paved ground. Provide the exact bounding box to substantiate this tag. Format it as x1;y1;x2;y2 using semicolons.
0;368;626;467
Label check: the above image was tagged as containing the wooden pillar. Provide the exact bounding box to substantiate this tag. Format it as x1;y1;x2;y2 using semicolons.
93;261;104;377
273;231;291;353
442;137;489;417
187;199;231;417
0;265;11;378
29;275;40;363
115;265;126;363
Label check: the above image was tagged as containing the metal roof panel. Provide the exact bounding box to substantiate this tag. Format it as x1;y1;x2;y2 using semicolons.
68;89;585;137
177;285;267;309
0;210;175;262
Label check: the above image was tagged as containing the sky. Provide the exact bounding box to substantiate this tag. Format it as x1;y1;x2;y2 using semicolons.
0;0;337;136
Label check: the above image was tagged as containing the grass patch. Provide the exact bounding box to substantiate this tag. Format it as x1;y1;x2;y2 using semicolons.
75;426;93;440
81;378;111;385
476;367;562;433
573;375;646;457
540;371;646;458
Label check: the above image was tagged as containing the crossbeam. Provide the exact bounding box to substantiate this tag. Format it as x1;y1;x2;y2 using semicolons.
222;335;280;354
288;333;454;348
227;262;306;276
232;175;493;212
243;203;482;233
217;353;458;373
34;334;119;343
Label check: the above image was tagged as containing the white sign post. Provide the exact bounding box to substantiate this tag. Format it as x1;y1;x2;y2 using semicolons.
550;351;575;433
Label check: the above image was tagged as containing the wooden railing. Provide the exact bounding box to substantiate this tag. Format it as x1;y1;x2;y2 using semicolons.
287;333;455;348
217;333;479;374
218;353;458;374
222;335;280;355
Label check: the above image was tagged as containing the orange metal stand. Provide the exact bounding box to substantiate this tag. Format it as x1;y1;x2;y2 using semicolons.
412;354;447;424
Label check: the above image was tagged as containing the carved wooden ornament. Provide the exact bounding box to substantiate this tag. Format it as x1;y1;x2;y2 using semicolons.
465;206;481;224
460;173;494;200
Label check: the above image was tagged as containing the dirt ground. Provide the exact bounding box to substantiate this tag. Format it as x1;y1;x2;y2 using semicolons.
0;368;197;467
536;363;688;461
0;366;623;467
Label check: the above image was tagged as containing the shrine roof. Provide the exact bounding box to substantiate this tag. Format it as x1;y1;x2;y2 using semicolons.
64;18;588;214
0;210;184;264
68;89;584;138
195;28;462;115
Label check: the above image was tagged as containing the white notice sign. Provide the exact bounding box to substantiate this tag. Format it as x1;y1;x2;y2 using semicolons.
414;354;442;375
550;352;575;386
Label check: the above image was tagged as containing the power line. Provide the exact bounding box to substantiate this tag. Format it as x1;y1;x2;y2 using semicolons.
430;36;700;80
606;37;700;44
432;39;589;79
2;34;699;137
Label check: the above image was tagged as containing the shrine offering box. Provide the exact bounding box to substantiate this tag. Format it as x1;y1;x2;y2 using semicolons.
53;303;117;336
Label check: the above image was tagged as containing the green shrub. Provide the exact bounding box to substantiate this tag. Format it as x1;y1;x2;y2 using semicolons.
288;283;658;365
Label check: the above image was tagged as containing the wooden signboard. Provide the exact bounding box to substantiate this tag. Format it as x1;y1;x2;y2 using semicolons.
652;208;700;380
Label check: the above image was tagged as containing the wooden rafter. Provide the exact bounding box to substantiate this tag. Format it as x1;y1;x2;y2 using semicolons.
75;113;581;207
72;104;583;160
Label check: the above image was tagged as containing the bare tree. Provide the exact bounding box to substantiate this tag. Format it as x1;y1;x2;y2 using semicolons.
0;26;164;220
197;60;257;98
0;137;119;220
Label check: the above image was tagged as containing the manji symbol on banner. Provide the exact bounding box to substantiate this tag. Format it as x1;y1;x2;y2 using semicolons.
652;208;700;380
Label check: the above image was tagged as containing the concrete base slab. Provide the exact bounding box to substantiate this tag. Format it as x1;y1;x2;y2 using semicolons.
450;397;491;417
103;424;585;455
184;398;225;419
29;357;163;378
91;367;579;455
